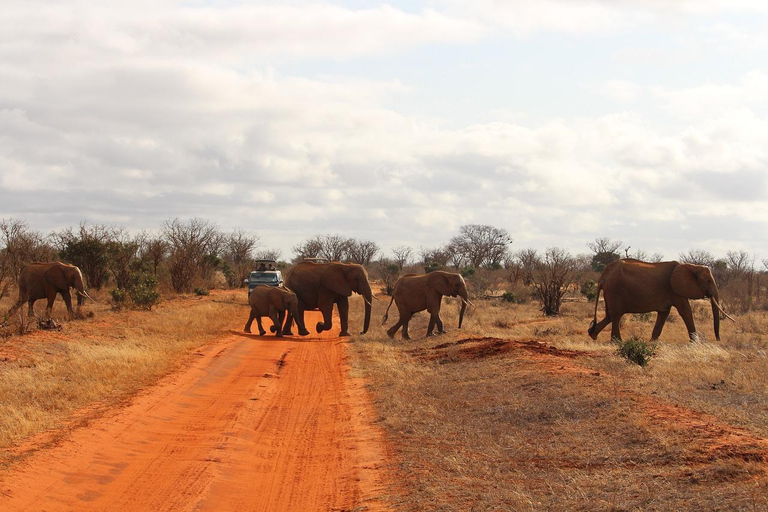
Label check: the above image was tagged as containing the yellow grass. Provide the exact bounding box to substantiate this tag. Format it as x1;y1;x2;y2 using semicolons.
351;291;768;510
0;289;244;456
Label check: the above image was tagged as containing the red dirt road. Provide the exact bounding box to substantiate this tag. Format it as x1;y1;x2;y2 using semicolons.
0;312;389;511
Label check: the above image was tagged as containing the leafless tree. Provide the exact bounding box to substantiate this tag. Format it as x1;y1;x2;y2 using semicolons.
519;247;579;316
448;224;512;268
162;218;224;293
0;219;55;295
224;229;260;287
347;239;379;266
106;229;143;290
375;258;401;295
678;249;715;267
140;238;168;276
292;235;324;261
318;234;353;262
254;248;282;262
420;246;450;270
391;245;413;270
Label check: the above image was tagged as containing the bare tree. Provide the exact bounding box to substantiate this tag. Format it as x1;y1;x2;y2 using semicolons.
292;235;324;261
587;237;623;272
448;224;512;268
347;239;379;265
162;218;224;293
391;245;413;270
420;246;450;271
224;229;260;287
519;247;579;316
255;248;282;262
0;219;55;296
140;237;168;276
375;258;401;295
318;234;353;262
678;249;715;267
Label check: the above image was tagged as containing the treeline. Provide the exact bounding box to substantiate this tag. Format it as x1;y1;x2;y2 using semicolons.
2;218;766;316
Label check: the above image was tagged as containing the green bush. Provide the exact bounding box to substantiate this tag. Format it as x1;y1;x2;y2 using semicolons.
110;288;127;309
129;272;161;310
194;287;210;296
613;337;657;367
501;291;516;303
580;279;598;302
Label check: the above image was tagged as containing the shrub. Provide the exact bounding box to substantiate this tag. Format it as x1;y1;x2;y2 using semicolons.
501;291;516;303
194;287;209;296
110;288;127;310
613;337;657;367
580;279;598;302
129;272;161;310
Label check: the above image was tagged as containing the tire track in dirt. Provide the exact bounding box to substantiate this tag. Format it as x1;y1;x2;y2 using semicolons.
0;311;390;511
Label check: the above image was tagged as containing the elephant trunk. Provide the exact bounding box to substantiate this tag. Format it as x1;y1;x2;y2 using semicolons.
458;288;469;329
361;282;372;335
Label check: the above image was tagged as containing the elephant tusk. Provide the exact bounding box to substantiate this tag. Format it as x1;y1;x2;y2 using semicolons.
78;290;98;303
716;302;736;322
462;298;474;307
362;297;372;307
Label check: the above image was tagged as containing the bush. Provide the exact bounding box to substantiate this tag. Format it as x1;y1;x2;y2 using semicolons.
110;288;127;310
501;291;516;303
194;287;209;296
580;279;598;302
130;272;161;310
613;337;657;367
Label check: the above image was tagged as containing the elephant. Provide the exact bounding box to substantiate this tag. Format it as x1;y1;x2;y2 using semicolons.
588;259;733;342
7;262;94;320
382;271;471;340
282;261;373;337
244;285;305;337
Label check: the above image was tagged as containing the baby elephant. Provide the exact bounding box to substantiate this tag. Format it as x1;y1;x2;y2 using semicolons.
244;286;305;337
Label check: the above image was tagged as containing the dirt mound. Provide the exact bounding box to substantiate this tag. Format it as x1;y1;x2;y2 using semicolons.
412;336;584;363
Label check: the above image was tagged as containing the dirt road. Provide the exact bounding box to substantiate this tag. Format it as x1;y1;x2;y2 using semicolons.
0;311;389;511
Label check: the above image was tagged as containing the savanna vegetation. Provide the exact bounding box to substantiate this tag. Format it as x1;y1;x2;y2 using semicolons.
3;216;768;509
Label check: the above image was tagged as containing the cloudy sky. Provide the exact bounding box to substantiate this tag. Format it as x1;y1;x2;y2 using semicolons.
2;1;768;260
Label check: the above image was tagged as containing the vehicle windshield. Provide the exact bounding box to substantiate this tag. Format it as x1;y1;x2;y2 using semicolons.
251;272;279;283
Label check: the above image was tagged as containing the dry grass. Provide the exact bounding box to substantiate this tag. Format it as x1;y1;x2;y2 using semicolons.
352;290;768;510
0;289;244;458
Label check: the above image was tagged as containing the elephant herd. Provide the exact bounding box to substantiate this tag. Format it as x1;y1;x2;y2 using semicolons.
5;258;733;343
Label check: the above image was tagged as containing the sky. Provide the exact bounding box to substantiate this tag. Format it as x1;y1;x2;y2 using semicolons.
2;0;768;261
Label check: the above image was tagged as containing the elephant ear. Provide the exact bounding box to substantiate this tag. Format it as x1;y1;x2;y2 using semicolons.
670;264;706;299
44;264;67;289
427;271;451;295
321;265;352;296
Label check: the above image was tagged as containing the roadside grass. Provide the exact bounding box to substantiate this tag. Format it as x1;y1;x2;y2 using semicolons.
352;292;768;510
0;289;244;457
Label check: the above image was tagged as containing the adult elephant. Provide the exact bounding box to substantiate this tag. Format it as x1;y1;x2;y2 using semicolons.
7;262;94;320
282;261;373;337
244;285;306;337
382;271;470;340
588;259;733;342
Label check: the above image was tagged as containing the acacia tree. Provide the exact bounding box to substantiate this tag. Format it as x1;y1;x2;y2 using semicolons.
106;229;143;290
587;237;622;272
519;247;579;316
448;224;512;269
162;218;224;293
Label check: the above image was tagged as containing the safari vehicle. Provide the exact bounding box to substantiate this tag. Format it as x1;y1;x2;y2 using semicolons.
245;259;283;295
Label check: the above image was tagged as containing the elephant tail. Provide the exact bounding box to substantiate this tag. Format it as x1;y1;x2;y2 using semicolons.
588;284;602;334
381;295;395;325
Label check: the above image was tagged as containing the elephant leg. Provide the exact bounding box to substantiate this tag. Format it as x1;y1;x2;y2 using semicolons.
62;289;74;318
674;299;697;341
45;291;57;319
272;310;285;337
282;310;294;335
588;314;612;340
316;296;335;334
650;309;671;341
27;299;36;317
401;315;412;341
386;318;404;339
255;316;266;336
610;314;623;341
337;297;350;337
244;309;256;333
